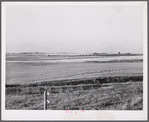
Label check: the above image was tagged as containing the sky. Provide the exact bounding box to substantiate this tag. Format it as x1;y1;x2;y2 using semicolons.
5;3;144;54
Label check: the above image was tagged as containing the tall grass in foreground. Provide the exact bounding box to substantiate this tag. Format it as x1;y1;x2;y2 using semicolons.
6;81;143;110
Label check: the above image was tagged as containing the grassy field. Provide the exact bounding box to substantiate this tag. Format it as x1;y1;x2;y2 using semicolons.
6;53;143;110
6;62;143;85
6;76;143;110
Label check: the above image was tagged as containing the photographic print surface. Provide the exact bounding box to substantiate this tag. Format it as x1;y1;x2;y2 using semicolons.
2;1;147;121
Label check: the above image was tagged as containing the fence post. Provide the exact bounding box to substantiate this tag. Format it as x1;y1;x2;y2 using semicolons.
81;85;83;90
44;91;47;110
16;88;18;95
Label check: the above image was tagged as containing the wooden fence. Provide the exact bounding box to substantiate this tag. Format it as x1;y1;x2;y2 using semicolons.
43;84;102;110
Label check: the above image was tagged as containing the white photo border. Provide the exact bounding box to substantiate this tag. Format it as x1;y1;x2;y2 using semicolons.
1;1;148;120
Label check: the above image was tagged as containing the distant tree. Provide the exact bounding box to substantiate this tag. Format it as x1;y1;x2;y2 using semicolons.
93;53;98;55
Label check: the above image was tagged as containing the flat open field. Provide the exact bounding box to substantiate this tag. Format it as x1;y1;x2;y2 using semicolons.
6;53;143;110
6;62;143;85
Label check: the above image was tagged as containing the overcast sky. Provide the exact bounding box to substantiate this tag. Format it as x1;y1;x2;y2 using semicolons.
6;3;144;54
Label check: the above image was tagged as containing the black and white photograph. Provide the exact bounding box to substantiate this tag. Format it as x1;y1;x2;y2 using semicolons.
2;1;147;120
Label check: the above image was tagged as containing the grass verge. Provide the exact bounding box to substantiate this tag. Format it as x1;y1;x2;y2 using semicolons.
6;76;143;110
